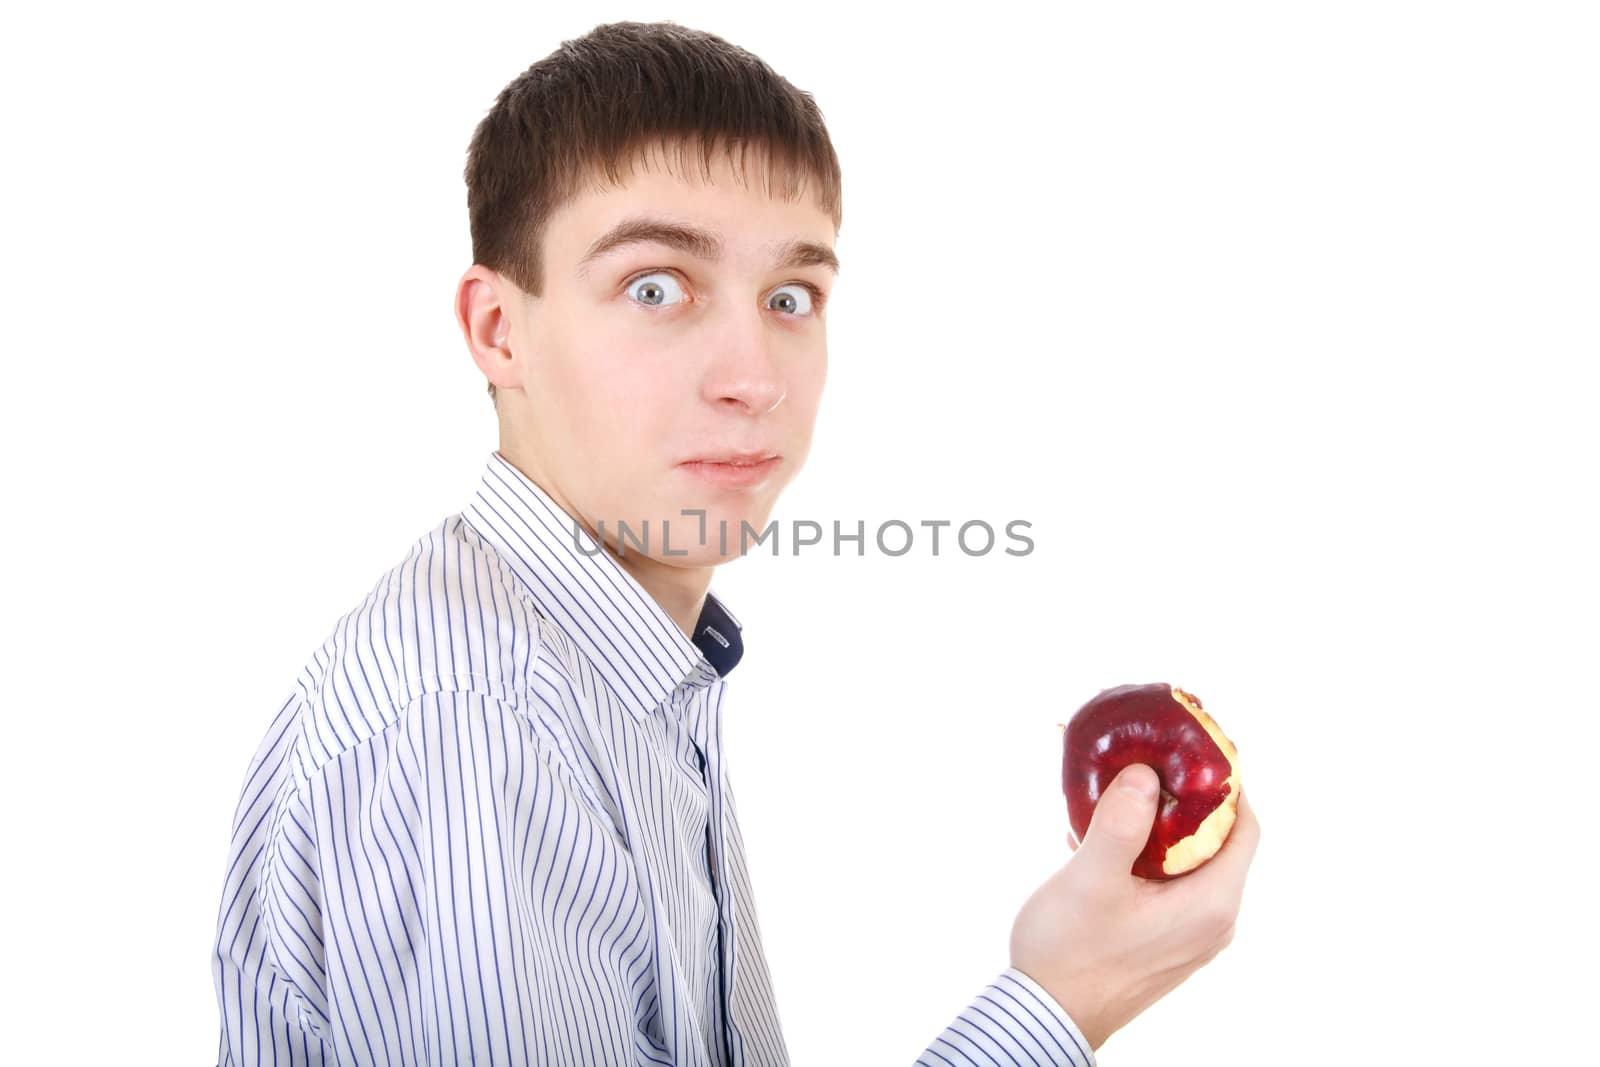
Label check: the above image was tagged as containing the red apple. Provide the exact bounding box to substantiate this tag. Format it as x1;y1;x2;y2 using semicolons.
1060;683;1241;879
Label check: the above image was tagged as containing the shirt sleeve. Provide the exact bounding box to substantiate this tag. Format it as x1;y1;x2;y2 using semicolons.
215;689;647;1065
214;694;337;1066
915;967;1098;1067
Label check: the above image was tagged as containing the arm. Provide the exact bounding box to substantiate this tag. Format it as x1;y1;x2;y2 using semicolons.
214;695;337;1067
916;967;1096;1067
216;689;653;1065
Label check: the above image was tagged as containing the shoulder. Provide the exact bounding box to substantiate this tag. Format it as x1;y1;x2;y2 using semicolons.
224;514;617;903
286;513;566;781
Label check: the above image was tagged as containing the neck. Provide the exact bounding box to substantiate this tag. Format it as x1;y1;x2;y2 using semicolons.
494;444;712;641
608;548;714;641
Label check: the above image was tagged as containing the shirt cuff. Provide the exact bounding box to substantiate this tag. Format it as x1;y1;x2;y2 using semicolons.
915;967;1097;1067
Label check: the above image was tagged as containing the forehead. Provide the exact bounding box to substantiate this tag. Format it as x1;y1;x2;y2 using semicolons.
549;140;837;263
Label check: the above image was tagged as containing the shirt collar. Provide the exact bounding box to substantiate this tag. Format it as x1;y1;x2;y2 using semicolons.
460;451;745;723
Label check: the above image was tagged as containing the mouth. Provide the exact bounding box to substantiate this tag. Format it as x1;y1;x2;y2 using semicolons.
678;453;782;489
685;451;779;466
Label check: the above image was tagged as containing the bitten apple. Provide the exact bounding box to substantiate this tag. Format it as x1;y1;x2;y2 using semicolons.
1060;683;1241;879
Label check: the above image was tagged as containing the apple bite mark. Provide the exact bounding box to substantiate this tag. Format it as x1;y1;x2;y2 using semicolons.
1159;687;1241;876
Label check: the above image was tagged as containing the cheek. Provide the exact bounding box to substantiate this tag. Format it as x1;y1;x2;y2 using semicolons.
566;340;680;473
601;351;675;427
543;319;661;420
789;348;828;427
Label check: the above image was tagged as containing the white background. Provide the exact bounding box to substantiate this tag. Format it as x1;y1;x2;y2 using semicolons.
3;2;1596;1063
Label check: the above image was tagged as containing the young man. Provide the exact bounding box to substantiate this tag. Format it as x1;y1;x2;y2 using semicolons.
213;20;1258;1067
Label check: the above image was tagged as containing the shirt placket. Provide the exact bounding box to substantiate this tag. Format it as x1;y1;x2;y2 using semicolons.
685;680;735;1067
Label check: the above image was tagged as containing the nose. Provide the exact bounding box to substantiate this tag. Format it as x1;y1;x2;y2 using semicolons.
701;305;788;415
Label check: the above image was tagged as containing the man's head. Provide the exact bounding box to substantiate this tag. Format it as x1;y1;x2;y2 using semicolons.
456;21;842;575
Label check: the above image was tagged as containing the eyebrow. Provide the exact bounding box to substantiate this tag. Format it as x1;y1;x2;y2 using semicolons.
575;216;840;279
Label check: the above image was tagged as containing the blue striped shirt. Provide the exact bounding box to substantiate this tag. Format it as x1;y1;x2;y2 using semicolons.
213;450;1097;1066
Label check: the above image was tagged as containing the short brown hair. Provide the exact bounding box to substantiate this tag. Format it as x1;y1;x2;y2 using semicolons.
464;20;845;406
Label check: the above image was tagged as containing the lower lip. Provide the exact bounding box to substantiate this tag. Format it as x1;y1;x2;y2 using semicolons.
679;456;781;488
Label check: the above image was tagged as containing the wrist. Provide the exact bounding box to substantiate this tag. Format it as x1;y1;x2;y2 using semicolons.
1004;963;1108;1054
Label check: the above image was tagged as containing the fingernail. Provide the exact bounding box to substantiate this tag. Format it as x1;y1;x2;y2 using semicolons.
1126;765;1158;799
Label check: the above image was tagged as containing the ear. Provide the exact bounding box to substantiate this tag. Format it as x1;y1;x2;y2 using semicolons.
457;265;523;396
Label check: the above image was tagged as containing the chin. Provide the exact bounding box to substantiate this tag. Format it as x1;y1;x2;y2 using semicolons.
676;504;770;563
648;488;768;556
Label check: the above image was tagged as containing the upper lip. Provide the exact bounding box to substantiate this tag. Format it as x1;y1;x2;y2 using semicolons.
683;450;780;465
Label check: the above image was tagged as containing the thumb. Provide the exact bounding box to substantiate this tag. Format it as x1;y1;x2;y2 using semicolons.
1078;763;1160;877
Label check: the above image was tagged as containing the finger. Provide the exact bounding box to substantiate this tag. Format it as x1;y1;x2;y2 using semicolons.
1078;763;1160;878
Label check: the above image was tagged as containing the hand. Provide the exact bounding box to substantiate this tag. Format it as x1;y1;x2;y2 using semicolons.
1008;763;1260;1051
